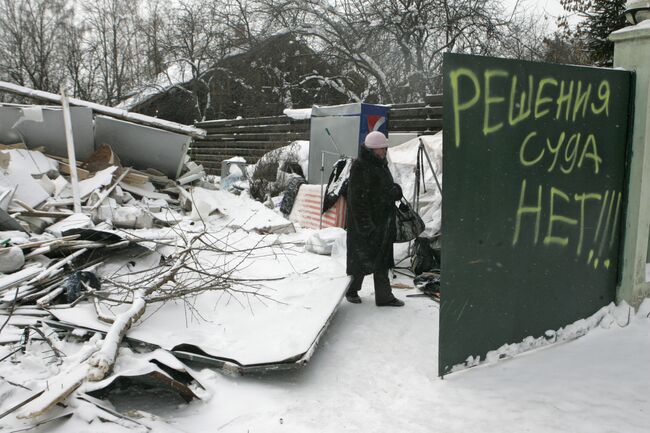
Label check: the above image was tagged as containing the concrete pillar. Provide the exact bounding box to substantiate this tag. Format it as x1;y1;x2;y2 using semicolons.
610;22;650;308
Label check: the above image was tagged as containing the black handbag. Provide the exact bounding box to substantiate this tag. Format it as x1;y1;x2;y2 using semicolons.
394;197;425;243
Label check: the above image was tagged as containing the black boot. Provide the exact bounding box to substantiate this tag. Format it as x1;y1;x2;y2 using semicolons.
345;274;364;304
346;294;362;304
376;297;405;307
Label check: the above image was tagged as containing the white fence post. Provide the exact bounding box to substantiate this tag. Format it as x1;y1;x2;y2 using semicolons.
611;20;650;307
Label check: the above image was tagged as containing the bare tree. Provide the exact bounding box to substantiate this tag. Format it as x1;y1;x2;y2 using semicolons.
0;0;68;93
140;0;168;77
257;0;541;102
83;0;143;106
61;18;100;100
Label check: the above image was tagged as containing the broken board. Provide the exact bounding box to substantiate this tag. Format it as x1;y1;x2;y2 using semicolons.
49;229;350;373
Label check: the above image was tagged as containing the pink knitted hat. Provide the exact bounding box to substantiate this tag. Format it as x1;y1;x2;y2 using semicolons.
364;131;389;149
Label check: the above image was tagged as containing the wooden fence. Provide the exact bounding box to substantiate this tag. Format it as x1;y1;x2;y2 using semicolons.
191;94;442;175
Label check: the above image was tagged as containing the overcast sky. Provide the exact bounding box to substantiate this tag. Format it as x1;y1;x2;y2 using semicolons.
505;0;566;18
504;0;575;31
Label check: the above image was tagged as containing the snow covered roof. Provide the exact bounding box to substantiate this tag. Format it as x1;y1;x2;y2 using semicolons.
116;63;194;110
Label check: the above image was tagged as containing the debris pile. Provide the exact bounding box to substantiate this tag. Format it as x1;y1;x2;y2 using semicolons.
0;135;313;429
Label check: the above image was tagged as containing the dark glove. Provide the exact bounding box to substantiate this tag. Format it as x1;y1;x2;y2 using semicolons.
390;183;403;201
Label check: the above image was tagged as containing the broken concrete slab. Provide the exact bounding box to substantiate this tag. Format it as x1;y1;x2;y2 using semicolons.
119;181;174;202
188;187;295;234
0;171;50;208
95;205;153;229
0;265;42;293
44;213;93;237
76;166;117;199
0;246;25;273
5;149;58;175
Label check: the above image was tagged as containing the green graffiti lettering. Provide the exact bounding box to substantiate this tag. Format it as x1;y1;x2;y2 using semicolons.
574;193;601;255
598;191;617;257
519;131;543;167
555;80;574;121
534;77;558;119
544;187;578;247
483;69;509;136
508;74;532;126
512;179;542;246
578;134;602;174
594;190;610;244
560;133;581;174
572;81;592;121
546;132;567;173
591;80;610;117
610;192;622;248
450;68;481;148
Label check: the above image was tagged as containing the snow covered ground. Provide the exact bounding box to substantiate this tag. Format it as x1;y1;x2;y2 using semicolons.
168;289;650;433
14;278;647;433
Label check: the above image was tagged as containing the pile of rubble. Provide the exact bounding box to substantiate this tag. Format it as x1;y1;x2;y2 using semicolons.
0;131;328;430
0;141;211;271
0;85;349;431
0;140;218;423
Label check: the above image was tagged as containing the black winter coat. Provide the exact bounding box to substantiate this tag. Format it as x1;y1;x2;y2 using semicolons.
346;147;400;275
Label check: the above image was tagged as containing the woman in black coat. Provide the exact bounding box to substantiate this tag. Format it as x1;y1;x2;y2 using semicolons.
345;131;404;307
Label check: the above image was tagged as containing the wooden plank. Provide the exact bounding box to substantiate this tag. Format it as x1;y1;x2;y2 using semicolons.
57;161;90;180
388;102;428;109
191;140;290;149
389;118;443;130
196;132;309;142
390;106;443;118
0;142;27;150
197;115;309;128
424;94;443;105
202;123;309;134
121;170;149;185
189;149;272;158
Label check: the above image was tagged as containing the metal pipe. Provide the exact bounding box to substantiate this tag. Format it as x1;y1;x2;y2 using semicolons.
61;88;81;213
418;138;442;196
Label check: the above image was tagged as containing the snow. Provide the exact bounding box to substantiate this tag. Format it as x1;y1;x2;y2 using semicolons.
44;213;93;237
0;170;50;208
283;107;312;120
5;149;58;175
163;296;650;433
187;187;295;233
304;227;346;255
50;226;350;366
223;156;246;164
71;166;117;199
117;63;193;110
